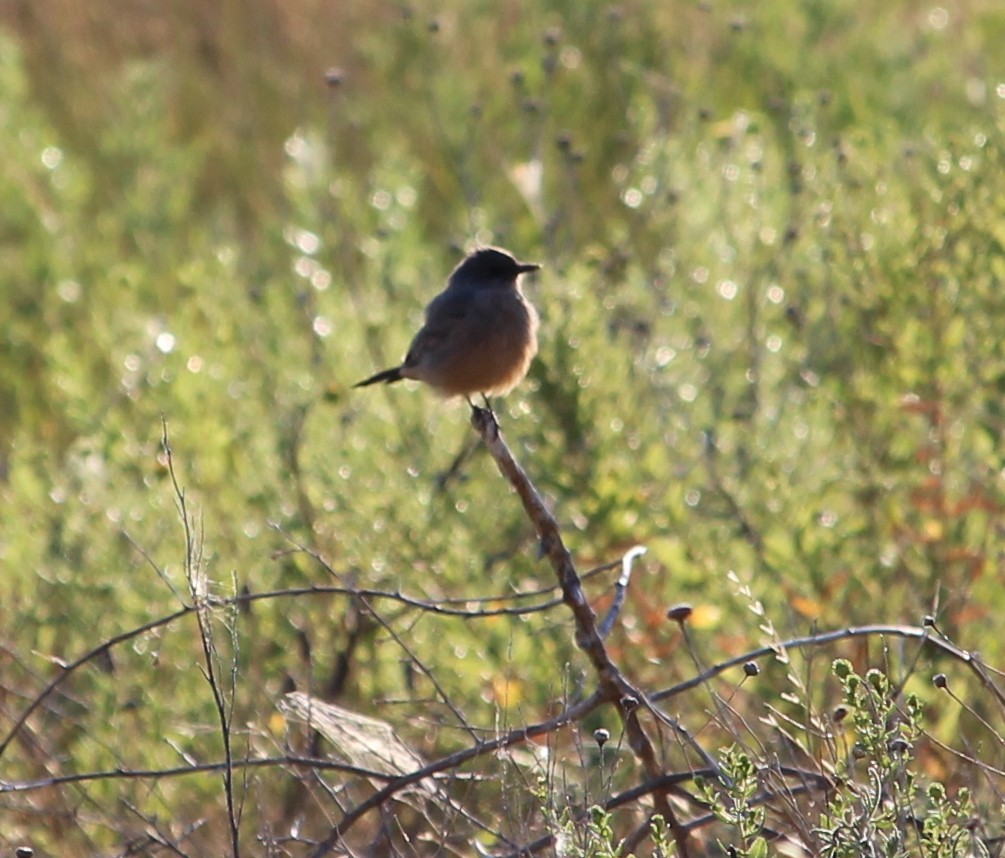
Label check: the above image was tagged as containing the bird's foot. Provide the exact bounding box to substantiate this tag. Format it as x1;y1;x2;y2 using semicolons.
468;397;499;440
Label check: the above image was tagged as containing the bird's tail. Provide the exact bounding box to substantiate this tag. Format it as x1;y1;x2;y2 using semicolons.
353;367;403;388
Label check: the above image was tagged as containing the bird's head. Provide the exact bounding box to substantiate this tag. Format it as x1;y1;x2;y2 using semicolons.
449;247;540;289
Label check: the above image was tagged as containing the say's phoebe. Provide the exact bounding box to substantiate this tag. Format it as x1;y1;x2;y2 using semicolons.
354;247;540;402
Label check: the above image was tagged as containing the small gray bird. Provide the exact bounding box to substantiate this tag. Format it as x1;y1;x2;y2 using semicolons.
354;247;540;402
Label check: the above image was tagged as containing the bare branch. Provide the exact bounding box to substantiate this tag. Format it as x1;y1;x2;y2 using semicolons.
650;623;1000;705
463;408;698;857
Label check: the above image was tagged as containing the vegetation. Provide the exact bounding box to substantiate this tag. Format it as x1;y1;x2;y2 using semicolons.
2;0;1005;854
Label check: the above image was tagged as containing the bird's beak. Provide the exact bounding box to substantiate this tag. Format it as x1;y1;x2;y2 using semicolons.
516;262;541;274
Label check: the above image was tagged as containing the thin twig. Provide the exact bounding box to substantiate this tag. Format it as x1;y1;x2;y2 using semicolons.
0;754;421;794
162;420;241;858
355;595;480;741
650;623;997;705
0;604;193;760
598;544;647;639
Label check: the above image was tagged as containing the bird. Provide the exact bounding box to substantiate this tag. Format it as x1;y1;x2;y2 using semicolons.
354;247;540;407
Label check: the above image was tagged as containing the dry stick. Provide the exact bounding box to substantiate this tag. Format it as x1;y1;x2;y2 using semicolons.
649;623;1000;706
597;545;647;639
467;407;698;857
163;424;242;858
0;755;410;794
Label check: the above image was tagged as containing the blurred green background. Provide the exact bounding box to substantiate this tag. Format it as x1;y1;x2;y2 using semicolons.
2;0;1005;852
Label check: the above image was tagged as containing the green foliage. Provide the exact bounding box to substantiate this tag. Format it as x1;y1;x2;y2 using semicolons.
691;661;990;858
533;795;673;857
697;746;770;857
553;804;628;858
815;660;987;858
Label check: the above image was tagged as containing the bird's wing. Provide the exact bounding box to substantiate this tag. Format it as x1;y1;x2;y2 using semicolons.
402;289;475;368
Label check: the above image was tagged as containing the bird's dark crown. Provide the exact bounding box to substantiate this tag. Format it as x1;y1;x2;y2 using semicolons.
451;247;540;283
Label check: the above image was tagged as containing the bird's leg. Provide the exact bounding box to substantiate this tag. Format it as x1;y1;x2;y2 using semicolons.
465;394;495;419
477;394;499;425
467;394;499;439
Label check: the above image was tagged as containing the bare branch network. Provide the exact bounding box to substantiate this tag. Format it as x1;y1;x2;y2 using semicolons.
1;410;1003;856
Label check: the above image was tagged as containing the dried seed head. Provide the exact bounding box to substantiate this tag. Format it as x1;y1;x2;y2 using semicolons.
666;603;693;623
